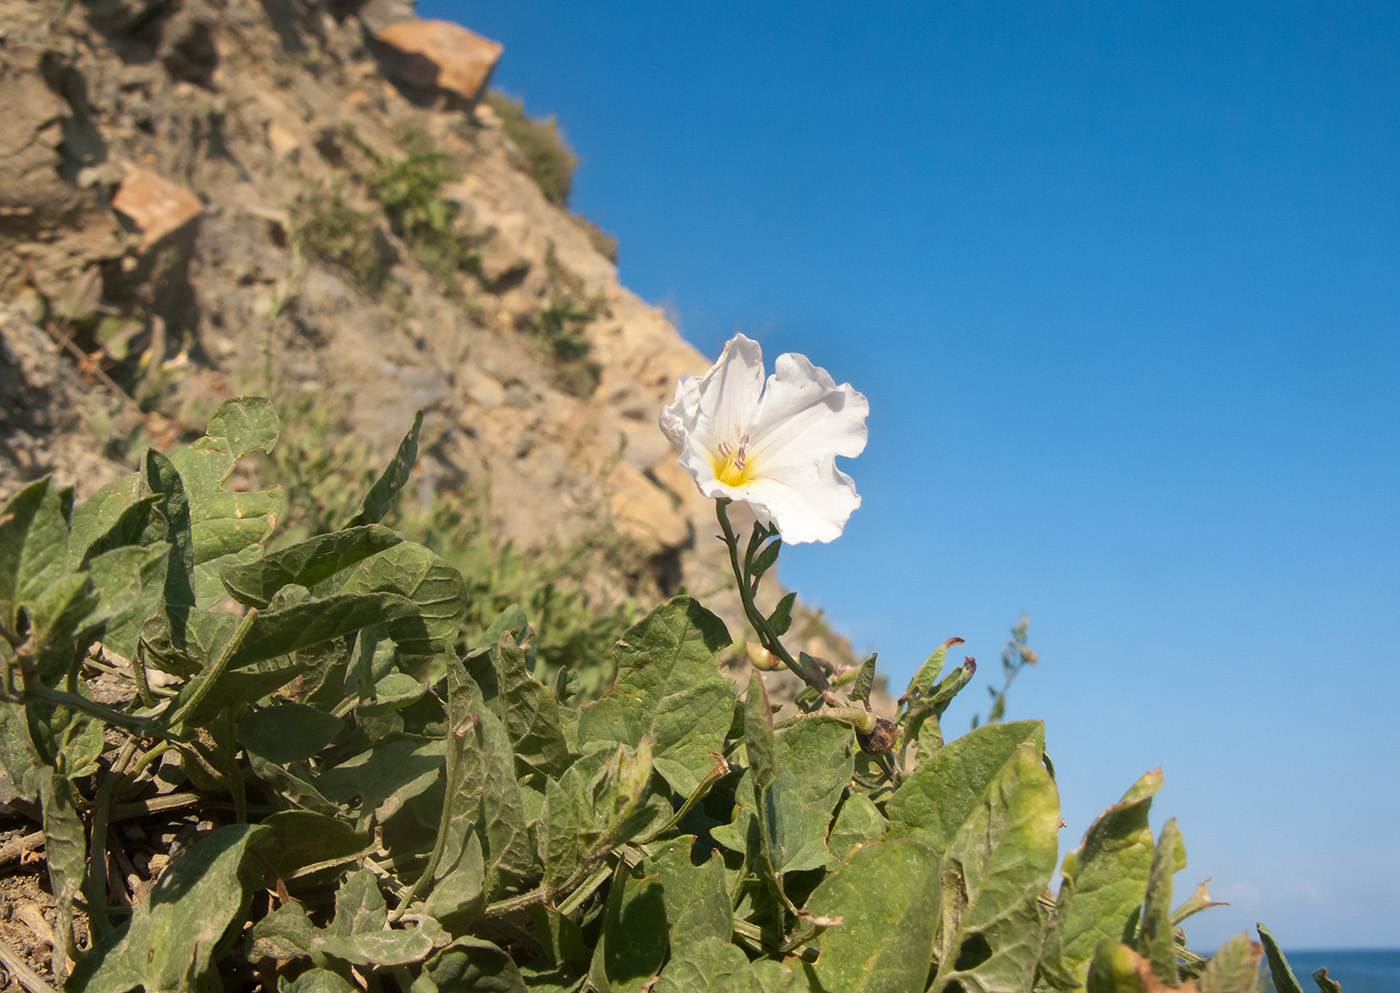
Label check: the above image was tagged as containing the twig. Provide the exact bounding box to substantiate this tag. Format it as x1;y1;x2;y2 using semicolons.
0;935;58;993
39;319;137;409
0;831;46;867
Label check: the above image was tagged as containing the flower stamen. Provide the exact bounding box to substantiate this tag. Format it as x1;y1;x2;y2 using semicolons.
713;433;754;487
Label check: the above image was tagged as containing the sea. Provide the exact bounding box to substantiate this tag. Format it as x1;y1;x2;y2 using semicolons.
1264;949;1400;993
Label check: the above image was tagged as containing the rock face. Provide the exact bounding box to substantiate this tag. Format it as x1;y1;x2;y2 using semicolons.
0;0;867;695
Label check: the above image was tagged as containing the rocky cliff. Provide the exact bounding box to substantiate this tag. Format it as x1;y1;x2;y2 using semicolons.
0;0;863;685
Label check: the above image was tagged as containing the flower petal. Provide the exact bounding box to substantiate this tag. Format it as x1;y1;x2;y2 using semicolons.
747;352;868;474
743;460;861;544
659;373;701;447
693;334;764;444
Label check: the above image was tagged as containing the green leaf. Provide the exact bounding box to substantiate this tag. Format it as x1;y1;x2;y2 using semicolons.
929;743;1061;993
750;960;806;993
926;659;977;716
901;635;961;702
528;903;592;973
281;969;360;993
27;691;104;779
38;767;85;967
750;536;781;579
648;836;732;950
346;410;421;527
714;715;855;864
249;869;437;967
805;838;942;993
238;703;344;763
317;920;437;968
768;591;796;637
900;658;977;766
850;653;878;704
760;766;832;876
333;540;468;651
827;792;888;862
67;823;270;993
589;862;669;993
744;673;779;790
1172;878;1226;925
141;448;197;615
315;737;446;829
774;716;855;816
84;543;170;660
1040;768;1164;989
540;766;593;896
1138;819;1185;986
358;671;428;716
445;658;535;893
167;398;284;604
1256;924;1305;993
424;830;485;931
887;719;1045;851
1199;933;1263;993
225;591;428;668
173;659;306;728
254;811;373;880
220;525;403;608
0;705;41;802
204;396;280;460
653;936;752;993
596;738;661;847
67;474;150;569
577;597;733;796
28;571;97;660
415;937;528;993
466;631;572;777
0;477;72;629
247;900;317;959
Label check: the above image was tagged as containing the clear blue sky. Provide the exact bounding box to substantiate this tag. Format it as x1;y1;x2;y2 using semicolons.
422;1;1400;949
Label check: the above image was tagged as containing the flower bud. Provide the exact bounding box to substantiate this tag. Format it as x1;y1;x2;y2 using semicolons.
746;641;785;671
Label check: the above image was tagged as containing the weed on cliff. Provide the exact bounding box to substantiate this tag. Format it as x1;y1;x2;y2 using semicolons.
287;181;387;294
532;297;603;397
487;92;578;208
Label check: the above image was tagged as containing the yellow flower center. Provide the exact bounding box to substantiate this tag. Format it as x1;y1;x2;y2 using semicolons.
712;435;756;487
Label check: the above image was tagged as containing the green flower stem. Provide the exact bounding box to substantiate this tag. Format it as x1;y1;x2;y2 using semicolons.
0;630;159;734
165;608;258;732
773;707;877;735
715;500;839;707
85;738;140;939
31;683;160;736
485;861;614;920
638;754;731;845
389;710;470;922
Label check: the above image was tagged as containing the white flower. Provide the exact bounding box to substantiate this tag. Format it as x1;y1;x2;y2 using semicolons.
659;334;868;544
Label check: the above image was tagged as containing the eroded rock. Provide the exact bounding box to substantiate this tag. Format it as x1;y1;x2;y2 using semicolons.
372;20;502;106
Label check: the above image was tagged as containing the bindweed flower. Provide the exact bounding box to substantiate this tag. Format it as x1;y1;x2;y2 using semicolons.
660;334;868;544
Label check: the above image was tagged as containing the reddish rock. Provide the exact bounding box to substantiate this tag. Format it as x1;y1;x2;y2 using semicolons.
111;164;203;252
373;20;502;105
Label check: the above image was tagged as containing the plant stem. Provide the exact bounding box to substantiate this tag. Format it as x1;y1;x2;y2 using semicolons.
86;738;140;938
715;501;839;707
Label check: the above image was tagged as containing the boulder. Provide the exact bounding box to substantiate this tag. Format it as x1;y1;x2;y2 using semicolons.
111;164;203;252
372;20;502;105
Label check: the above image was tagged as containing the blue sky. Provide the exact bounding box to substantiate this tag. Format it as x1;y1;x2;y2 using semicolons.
422;1;1400;949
